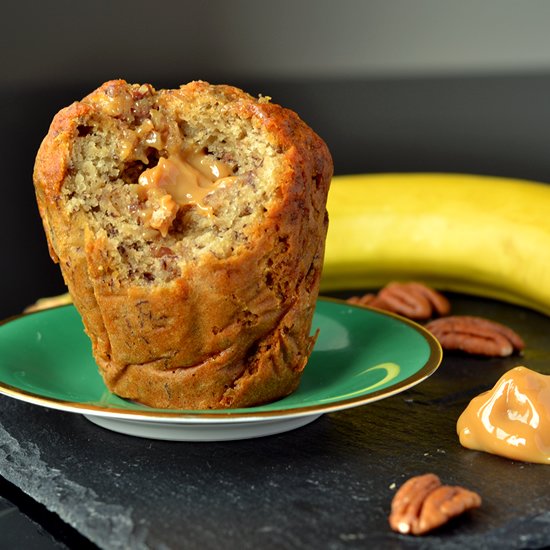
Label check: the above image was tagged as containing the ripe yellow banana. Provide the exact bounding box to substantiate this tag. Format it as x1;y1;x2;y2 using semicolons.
321;173;550;316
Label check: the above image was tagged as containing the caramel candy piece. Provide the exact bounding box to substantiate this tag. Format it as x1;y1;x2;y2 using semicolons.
457;366;550;464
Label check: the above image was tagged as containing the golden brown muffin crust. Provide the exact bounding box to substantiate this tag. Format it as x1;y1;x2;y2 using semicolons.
34;80;332;409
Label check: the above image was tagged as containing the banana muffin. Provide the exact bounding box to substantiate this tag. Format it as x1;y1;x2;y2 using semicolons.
33;80;332;409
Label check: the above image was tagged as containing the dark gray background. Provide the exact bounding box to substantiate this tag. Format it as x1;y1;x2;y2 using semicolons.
5;0;550;319
5;0;550;87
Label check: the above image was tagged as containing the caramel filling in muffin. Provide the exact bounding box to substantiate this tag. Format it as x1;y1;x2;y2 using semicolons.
137;149;239;235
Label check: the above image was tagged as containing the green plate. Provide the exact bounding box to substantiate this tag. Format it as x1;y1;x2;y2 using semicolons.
0;299;441;441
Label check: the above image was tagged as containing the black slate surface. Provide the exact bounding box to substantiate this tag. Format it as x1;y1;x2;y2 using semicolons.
0;492;67;549
1;294;549;549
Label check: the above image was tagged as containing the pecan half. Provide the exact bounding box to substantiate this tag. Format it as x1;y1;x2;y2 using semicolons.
389;473;481;536
347;282;450;321
379;282;451;319
346;293;392;309
425;315;524;357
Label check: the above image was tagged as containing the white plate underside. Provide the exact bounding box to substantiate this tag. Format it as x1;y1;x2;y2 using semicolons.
84;412;323;441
